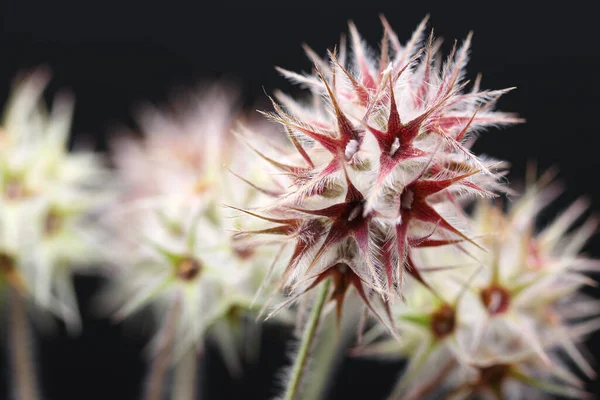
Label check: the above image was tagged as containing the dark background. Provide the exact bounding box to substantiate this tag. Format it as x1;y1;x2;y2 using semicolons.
1;2;599;399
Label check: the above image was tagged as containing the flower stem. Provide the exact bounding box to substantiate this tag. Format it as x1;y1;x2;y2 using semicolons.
400;359;455;400
171;349;198;400
301;295;362;400
8;285;39;400
145;299;181;400
283;279;331;400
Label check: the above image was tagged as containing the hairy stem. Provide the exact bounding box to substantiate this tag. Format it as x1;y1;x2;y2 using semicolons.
301;295;362;400
8;286;39;400
283;279;331;400
145;299;181;400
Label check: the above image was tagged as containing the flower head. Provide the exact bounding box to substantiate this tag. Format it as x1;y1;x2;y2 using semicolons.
103;84;285;372
240;16;520;326
0;69;112;331
356;172;600;399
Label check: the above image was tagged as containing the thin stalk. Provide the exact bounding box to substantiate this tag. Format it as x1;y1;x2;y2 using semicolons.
300;294;362;400
400;358;455;400
283;279;331;400
145;299;181;400
8;285;39;400
171;349;198;400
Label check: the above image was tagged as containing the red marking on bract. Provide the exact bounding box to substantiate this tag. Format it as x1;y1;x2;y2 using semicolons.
233;214;326;289
294;175;372;274
405;254;435;293
363;80;457;204
477;363;511;388
4;179;28;200
277;219;328;287
394;171;482;290
44;209;63;237
315;64;364;153
527;239;546;270
430;304;456;339
265;70;365;200
480;285;511;315
301;262;383;329
176;257;202;281
330;54;370;107
0;253;15;275
233;245;255;260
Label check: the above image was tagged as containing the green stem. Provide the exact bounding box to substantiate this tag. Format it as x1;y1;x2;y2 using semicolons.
283;279;331;400
8;285;39;400
145;299;181;400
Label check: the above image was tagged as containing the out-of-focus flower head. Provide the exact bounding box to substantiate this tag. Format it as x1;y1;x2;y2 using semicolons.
104;84;286;373
353;268;481;397
237;16;521;329
441;334;594;399
356;171;600;399
0;68;113;331
459;171;600;378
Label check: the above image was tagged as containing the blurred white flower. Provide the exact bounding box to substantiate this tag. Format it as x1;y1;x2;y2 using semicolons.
356;172;600;399
103;84;287;373
0;69;113;331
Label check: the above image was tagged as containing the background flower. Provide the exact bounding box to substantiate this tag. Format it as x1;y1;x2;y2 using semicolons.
356;173;600;399
100;84;289;377
0;69;113;331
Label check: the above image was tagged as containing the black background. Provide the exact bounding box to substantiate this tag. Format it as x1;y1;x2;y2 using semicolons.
1;2;599;399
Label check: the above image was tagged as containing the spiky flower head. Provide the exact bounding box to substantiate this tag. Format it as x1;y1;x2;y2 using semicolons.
0;69;112;331
104;85;285;372
357;172;600;399
239;16;520;326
